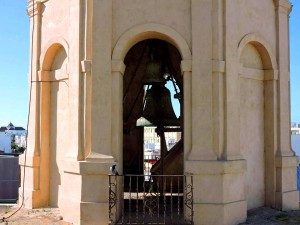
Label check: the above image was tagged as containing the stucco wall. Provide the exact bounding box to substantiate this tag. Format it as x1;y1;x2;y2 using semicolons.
237;0;276;51
240;77;265;209
112;0;191;48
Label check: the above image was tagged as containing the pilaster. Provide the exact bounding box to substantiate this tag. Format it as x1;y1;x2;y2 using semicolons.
81;0;93;160
273;0;298;210
20;0;44;209
274;0;294;157
223;0;243;160
88;0;114;161
189;0;216;160
182;60;192;160
111;60;126;173
26;0;42;157
81;60;92;160
212;0;225;159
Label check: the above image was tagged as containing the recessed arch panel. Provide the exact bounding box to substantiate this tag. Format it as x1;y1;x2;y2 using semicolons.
40;37;69;71
238;33;277;70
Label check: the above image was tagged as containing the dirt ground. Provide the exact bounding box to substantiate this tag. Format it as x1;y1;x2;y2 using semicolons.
1;204;300;224
0;205;72;225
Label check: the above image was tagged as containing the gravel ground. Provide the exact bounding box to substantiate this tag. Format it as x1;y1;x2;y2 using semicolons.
1;205;300;224
239;207;300;225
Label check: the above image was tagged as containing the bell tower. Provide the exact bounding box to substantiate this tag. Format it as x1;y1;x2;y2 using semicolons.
21;0;298;224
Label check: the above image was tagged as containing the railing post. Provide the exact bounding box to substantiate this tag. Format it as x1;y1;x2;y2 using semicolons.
108;175;117;224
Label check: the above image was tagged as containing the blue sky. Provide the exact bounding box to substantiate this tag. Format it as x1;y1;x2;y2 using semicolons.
0;1;299;128
0;2;29;128
290;0;300;123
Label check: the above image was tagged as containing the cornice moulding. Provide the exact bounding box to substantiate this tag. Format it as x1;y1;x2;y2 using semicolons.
274;0;292;14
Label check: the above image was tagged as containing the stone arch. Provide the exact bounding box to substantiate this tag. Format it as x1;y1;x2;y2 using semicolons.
111;23;192;177
112;23;192;62
40;37;69;71
39;38;69;208
238;33;278;209
238;33;277;70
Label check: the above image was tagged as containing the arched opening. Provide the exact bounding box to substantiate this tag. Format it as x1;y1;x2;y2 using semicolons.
121;38;184;222
40;44;69;207
123;39;183;178
239;41;276;209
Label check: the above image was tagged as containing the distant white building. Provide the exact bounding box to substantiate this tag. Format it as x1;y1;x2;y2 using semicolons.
0;123;26;154
291;122;300;134
15;134;27;148
143;126;181;151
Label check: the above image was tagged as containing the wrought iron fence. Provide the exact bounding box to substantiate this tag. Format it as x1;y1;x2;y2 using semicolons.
109;174;193;225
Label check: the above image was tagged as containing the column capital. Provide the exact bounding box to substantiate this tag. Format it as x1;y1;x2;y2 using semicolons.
180;59;192;73
27;0;42;18
212;60;225;73
274;0;292;15
111;60;126;75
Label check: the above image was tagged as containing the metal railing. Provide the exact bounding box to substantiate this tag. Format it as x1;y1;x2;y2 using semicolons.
109;174;193;225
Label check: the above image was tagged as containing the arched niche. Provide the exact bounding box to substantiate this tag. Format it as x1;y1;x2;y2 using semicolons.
238;33;278;209
39;40;69;207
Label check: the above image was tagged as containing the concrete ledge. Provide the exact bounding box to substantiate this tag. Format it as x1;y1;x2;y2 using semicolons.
63;159;116;175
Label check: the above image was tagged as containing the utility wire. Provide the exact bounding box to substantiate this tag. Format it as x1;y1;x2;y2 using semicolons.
2;0;35;222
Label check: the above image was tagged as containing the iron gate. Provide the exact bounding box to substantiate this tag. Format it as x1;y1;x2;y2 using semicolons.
109;175;193;225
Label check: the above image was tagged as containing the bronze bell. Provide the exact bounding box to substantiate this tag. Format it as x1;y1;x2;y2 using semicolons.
136;85;180;127
142;60;166;85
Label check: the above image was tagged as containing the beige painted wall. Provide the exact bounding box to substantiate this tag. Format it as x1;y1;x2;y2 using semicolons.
237;0;276;50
